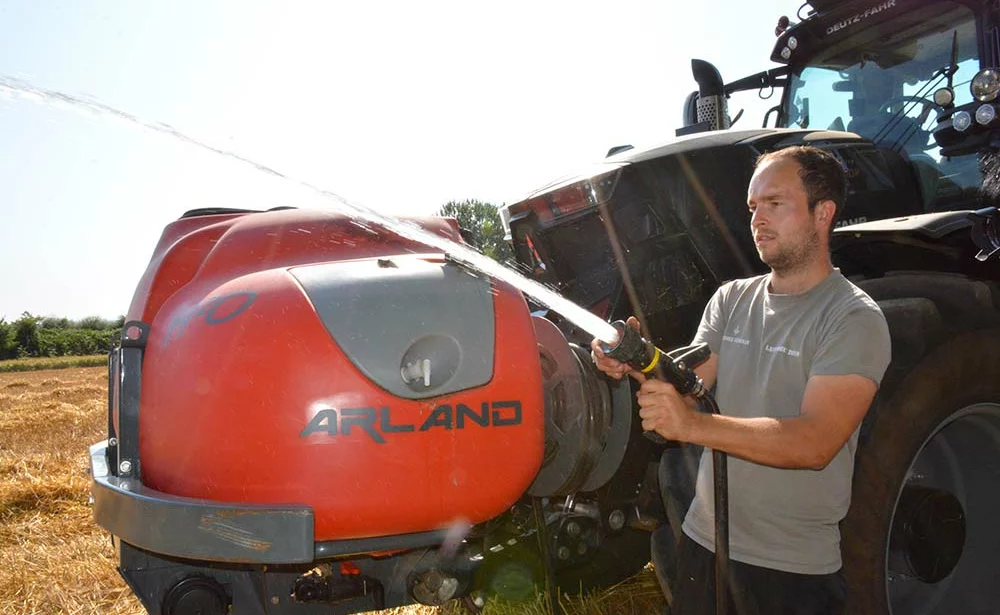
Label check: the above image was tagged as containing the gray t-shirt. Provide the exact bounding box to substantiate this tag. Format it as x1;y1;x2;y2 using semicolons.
682;270;891;574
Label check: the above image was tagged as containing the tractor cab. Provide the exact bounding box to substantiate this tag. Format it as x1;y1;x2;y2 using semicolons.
769;0;986;212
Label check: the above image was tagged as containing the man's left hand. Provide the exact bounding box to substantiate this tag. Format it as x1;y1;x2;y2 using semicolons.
636;379;697;441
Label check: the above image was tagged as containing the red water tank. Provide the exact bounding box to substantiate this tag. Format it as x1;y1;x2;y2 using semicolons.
131;209;545;541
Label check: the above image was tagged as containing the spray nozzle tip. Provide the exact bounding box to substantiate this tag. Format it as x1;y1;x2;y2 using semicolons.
601;320;650;370
598;320;629;352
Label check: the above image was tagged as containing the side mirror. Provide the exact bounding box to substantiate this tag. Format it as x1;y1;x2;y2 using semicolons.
682;90;699;127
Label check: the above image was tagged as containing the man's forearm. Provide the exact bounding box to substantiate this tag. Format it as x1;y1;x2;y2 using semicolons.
683;411;830;470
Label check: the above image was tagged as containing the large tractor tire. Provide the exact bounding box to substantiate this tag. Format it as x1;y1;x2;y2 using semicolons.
843;275;1000;615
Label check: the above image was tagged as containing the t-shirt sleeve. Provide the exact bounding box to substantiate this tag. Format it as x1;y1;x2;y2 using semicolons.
811;304;892;386
692;283;730;354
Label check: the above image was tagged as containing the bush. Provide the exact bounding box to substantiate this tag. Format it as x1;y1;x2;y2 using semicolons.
12;313;40;358
39;317;72;329
77;316;118;330
0;319;13;361
0;313;123;358
37;328;118;357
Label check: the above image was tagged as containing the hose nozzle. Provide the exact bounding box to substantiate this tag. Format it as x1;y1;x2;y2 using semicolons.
599;320;709;399
599;321;662;376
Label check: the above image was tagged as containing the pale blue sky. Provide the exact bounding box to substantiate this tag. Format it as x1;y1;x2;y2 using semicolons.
0;0;801;320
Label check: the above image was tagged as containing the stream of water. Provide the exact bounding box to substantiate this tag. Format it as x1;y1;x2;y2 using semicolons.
1;75;620;343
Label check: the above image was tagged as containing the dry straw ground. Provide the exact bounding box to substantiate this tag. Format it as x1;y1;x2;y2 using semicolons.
0;366;664;615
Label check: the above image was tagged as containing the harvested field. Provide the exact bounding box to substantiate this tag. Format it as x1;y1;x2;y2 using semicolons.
0;366;664;615
0;367;141;615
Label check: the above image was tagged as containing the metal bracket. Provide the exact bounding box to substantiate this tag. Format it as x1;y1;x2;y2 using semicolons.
113;321;150;480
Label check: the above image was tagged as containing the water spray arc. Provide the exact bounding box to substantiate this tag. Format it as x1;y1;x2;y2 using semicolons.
0;75;618;344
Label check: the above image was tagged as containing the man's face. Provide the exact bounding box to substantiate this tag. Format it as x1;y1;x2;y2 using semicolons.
747;159;827;274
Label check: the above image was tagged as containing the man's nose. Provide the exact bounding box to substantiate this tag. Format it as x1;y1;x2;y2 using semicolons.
751;207;766;228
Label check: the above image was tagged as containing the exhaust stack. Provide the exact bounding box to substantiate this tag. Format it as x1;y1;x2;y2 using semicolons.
692;59;730;131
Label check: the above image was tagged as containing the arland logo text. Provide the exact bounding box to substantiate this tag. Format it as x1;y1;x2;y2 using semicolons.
301;400;523;444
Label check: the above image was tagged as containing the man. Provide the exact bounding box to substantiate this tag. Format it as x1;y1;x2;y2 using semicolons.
592;145;891;615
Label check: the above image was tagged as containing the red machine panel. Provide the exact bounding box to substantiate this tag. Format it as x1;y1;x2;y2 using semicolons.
131;210;545;541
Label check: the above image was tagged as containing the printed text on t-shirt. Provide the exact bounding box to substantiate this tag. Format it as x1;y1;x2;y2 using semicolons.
765;344;801;357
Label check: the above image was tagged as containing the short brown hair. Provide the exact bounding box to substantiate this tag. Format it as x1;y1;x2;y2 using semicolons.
755;146;847;226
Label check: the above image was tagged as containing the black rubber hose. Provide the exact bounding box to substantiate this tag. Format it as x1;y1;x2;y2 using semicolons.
701;395;730;615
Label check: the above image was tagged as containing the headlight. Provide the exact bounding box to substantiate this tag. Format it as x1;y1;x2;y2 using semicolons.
953;110;972;132
971;68;1000;102
933;87;955;107
976;104;996;125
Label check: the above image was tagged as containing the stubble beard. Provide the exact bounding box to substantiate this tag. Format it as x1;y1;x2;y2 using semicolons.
758;228;822;276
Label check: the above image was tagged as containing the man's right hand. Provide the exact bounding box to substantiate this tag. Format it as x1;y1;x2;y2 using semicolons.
590;316;646;383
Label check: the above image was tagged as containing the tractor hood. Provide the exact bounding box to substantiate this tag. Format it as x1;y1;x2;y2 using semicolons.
508;127;861;215
501;127;919;351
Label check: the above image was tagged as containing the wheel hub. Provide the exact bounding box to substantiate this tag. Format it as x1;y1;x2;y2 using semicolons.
888;485;966;582
886;403;1000;614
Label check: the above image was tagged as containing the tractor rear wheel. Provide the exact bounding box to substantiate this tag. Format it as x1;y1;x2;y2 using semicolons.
843;327;1000;614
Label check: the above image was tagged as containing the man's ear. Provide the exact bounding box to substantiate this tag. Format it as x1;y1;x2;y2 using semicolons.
815;199;837;230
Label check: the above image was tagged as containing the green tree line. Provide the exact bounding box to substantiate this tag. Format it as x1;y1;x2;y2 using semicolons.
0;313;124;360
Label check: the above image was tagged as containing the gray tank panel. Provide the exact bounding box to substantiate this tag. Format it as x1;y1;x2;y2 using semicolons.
291;258;495;400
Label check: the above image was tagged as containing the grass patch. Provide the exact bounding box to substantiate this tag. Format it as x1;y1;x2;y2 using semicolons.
0;355;107;373
476;568;665;615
